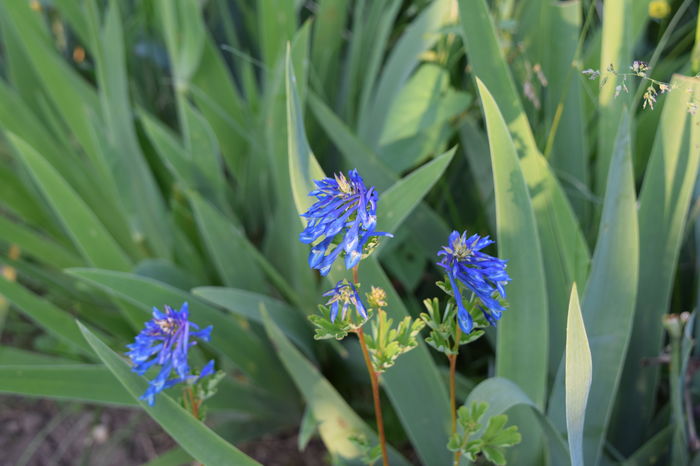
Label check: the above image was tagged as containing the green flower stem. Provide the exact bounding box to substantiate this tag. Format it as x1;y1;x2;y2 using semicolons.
450;325;462;466
357;327;389;466
352;265;389;466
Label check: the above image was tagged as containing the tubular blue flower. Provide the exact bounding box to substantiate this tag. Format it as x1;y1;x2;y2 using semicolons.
322;280;368;322
126;302;214;406
300;169;392;275
437;231;510;333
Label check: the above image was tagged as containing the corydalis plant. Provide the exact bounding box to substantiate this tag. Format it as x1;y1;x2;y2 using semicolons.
426;230;511;465
299;169;392;275
125;303;215;412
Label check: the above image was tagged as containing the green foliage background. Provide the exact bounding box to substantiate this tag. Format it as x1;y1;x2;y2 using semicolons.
0;0;698;464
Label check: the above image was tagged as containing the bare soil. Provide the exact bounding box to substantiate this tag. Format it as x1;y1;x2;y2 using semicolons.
0;395;328;466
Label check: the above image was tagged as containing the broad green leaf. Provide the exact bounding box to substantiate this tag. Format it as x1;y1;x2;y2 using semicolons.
78;323;261;466
549;113;639;466
377;148;455;235
181;102;228;208
7;135;132;271
477;79;548;462
378;64;470;173
458;0;590;379
192;286;315;359
620;426;671;466
0;364;134;405
0;216;81;269
258;0;296;72
344;1;402;123
0;277;95;356
262;312;410;465
87;0;171;257
157;0;206;87
595;0;633;197
542;1;589;221
189;193;267;293
286;46;326;219
565;284;592;466
66;268;294;400
358;0;450;148
465;378;569;465
311;0;350;96
140;447;193;466
614;76;700;453
0;347;77;366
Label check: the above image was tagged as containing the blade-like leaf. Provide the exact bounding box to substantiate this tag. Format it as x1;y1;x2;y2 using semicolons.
0;365;134;406
0;277;95;356
78;322;261;466
614;76;700;452
377;148;455;235
565;284;592;466
477;78;548;462
7;134;132;271
192;286;315;359
458;0;590;378
549;112;639;465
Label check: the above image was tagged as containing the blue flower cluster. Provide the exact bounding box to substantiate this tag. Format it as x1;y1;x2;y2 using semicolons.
300;169;391;275
126;302;215;406
437;231;510;333
323;280;368;322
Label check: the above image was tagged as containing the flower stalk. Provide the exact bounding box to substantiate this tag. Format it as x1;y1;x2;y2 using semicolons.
352;265;389;466
449;325;462;466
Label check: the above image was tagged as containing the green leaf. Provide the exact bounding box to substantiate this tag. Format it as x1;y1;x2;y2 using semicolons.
458;0;590;378
0;277;95;356
465;378;570;465
140;446;193;466
595;0;633;197
377;148;455;235
0;364;134;405
192;286;315;359
565;284;592;466
87;0;171;257
188;193;267;293
286;46;326;219
615;76;700;452
549;112;639;465
261;312;410;465
0;216;81;269
7;134;132;271
477;78;548;460
358;0;451;148
77;322;261;466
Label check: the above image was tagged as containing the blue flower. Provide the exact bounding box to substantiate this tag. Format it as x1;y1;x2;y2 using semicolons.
300;169;392;275
322;280;368;322
437;231;510;333
126;302;214;406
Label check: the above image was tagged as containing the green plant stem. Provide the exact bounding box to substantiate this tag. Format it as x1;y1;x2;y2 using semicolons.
184;386;204;466
352;265;388;466
357;327;389;466
670;333;688;464
450;325;462;466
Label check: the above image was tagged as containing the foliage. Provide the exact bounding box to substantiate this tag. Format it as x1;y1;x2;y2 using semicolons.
0;0;698;465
